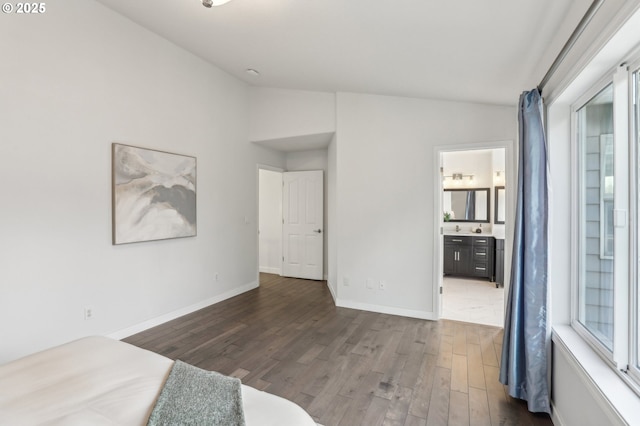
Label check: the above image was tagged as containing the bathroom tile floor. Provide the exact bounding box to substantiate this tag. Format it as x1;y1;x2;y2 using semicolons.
441;276;505;327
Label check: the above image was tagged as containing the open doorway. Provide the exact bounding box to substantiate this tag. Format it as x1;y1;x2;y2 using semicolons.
257;149;329;283
437;146;510;327
258;167;283;276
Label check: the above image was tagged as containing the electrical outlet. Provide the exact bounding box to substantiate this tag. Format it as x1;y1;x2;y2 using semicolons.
366;278;374;289
343;277;350;286
215;272;219;282
84;306;94;320
379;281;386;290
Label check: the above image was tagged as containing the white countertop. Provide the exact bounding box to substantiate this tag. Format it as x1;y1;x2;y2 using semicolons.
443;229;505;239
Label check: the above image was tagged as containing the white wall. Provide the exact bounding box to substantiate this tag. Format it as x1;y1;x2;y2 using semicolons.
551;332;628;426
335;92;517;317
259;169;283;274
327;135;338;299
491;148;506;236
442;150;494;190
0;0;286;363
548;102;572;326
249;88;336;142
286;150;328;172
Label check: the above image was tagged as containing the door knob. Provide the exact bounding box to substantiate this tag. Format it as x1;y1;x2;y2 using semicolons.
313;229;322;233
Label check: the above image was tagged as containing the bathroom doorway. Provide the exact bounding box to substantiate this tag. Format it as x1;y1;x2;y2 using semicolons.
436;144;512;327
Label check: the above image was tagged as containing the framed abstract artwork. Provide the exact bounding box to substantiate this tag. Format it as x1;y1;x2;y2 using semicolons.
112;143;196;245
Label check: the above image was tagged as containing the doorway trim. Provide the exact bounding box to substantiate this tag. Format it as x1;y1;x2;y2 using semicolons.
432;140;516;321
257;163;285;285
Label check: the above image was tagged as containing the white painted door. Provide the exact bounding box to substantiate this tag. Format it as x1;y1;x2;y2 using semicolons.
282;170;324;280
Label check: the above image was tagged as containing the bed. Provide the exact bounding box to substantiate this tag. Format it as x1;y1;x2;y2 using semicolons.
0;336;318;425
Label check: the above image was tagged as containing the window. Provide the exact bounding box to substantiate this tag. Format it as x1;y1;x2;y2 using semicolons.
572;63;633;374
576;85;615;352
552;6;640;414
634;66;640;375
572;60;640;394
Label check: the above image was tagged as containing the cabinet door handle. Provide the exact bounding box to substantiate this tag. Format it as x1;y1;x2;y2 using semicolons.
477;239;486;243
476;267;486;271
476;253;486;256
452;239;462;242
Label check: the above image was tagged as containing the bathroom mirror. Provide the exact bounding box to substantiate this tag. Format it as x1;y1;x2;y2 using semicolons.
495;186;505;224
443;188;490;223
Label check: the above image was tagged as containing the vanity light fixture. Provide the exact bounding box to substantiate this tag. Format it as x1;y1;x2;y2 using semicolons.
494;171;504;184
442;172;474;182
442;172;474;188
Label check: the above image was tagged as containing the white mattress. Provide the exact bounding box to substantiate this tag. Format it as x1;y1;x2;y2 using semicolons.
0;336;316;426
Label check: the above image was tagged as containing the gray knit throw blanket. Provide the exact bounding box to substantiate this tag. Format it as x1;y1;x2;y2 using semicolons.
147;360;246;426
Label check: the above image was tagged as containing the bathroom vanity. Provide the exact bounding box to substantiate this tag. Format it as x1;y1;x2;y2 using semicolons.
494;238;504;287
443;234;495;282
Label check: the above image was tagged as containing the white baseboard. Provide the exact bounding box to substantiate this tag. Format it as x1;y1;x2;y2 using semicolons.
326;280;337;302
259;266;281;275
550;402;566;426
335;298;436;320
107;281;258;340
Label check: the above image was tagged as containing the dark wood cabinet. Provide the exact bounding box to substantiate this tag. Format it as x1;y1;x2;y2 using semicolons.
443;237;472;275
444;235;495;281
495;238;504;288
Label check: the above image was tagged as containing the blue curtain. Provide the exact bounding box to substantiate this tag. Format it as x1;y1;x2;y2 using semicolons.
465;191;476;220
499;88;550;414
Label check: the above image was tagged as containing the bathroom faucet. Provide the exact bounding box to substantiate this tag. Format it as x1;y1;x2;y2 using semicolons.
455;225;460;232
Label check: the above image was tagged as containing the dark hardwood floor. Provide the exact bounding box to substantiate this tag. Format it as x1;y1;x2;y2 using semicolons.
124;273;553;426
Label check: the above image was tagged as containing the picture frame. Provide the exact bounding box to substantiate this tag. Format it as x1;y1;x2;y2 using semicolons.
494;186;505;224
112;143;197;245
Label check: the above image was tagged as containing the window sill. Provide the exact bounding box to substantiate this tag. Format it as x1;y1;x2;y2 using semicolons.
552;325;640;425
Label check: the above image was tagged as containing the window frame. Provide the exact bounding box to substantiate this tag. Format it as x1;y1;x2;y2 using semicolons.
628;58;640;385
570;58;638;387
571;75;618;365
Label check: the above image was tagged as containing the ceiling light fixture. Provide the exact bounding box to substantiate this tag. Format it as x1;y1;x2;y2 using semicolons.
202;0;232;8
246;68;260;77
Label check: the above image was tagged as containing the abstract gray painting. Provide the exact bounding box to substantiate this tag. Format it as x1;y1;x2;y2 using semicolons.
112;143;196;245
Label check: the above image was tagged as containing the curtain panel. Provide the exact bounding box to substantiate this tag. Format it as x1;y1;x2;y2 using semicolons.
499;88;550;414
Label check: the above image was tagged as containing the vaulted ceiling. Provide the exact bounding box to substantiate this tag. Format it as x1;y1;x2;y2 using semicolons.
96;0;592;105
